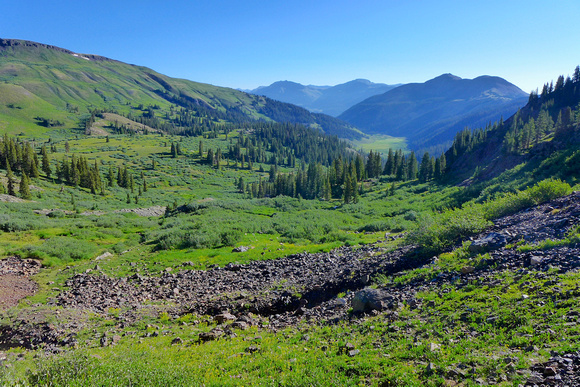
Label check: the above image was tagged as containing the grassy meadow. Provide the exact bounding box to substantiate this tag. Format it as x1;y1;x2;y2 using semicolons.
0;121;578;386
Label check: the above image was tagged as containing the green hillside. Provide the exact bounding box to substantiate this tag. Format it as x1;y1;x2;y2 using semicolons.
0;39;362;140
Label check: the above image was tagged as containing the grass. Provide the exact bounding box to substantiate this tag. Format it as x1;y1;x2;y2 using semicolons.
3;263;579;386
350;133;408;156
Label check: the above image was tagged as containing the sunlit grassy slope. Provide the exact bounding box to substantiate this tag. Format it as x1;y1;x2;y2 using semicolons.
0;39;361;138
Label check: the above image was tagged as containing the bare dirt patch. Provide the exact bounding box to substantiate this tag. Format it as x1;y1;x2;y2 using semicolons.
86;113;157;136
0;257;41;311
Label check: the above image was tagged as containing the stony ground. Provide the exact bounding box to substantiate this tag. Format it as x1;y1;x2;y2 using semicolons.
0;257;40;312
2;193;580;385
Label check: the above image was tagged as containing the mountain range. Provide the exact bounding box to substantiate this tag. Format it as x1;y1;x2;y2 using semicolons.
247;79;400;117
339;74;528;152
0;38;529;154
0;39;362;140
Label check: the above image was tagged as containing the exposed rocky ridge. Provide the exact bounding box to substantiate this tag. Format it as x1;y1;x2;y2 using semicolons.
0;38;117;62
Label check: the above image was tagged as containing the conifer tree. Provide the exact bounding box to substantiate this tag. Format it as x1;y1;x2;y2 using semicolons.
383;148;394;176
407;151;418;180
31;153;40;178
19;172;31;199
418;152;432;183
208;148;215;165
351;171;359;204
41;145;51;178
107;166;115;187
6;159;15;196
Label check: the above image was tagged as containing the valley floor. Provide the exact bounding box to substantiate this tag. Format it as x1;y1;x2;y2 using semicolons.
1;192;580;385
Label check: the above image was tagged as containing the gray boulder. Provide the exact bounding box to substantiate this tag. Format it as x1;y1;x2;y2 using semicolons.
468;232;507;254
351;287;396;313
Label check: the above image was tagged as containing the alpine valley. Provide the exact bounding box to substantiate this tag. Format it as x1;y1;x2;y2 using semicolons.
1;39;580;387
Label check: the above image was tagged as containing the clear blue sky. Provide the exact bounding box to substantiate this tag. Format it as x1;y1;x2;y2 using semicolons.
3;0;579;93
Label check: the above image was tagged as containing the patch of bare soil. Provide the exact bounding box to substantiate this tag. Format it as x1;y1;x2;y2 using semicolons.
0;194;28;203
0;257;41;311
86;112;157;135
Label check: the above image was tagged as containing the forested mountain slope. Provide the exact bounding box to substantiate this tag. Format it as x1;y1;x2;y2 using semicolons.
339;74;527;152
444;66;580;185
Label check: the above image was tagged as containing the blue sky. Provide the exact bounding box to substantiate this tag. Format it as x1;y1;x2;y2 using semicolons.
3;0;579;92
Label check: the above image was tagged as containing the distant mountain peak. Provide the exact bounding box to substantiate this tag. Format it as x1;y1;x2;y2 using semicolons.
428;73;462;83
248;79;400;116
339;73;528;152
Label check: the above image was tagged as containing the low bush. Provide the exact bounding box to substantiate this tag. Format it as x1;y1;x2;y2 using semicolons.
407;179;572;254
25;237;99;263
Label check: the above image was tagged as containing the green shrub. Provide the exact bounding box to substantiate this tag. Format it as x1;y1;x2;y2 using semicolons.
0;214;43;232
358;221;390;233
220;230;242;247
25;237;99;263
526;178;572;205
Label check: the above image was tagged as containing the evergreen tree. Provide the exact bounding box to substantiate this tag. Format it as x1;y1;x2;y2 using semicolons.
351;170;359;204
383;148;394;176
574;66;580;83
30;153;40;178
19;172;31;199
418;152;432;183
395;155;407;181
6;159;15;196
343;172;353;204
323;174;331;201
107;166;115;187
117;167;123;187
41;145;51;178
407;151;418;180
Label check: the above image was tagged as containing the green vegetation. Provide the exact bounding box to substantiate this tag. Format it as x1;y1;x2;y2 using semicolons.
1;44;580;386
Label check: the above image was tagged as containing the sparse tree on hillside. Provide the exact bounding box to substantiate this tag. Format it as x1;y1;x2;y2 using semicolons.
41;145;51;178
19;172;31;199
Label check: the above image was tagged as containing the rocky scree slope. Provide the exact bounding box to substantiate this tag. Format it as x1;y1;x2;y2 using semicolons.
56;192;580;327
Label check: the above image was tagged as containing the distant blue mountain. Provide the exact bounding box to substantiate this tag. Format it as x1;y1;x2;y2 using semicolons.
248;79;400;116
339;74;528;151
